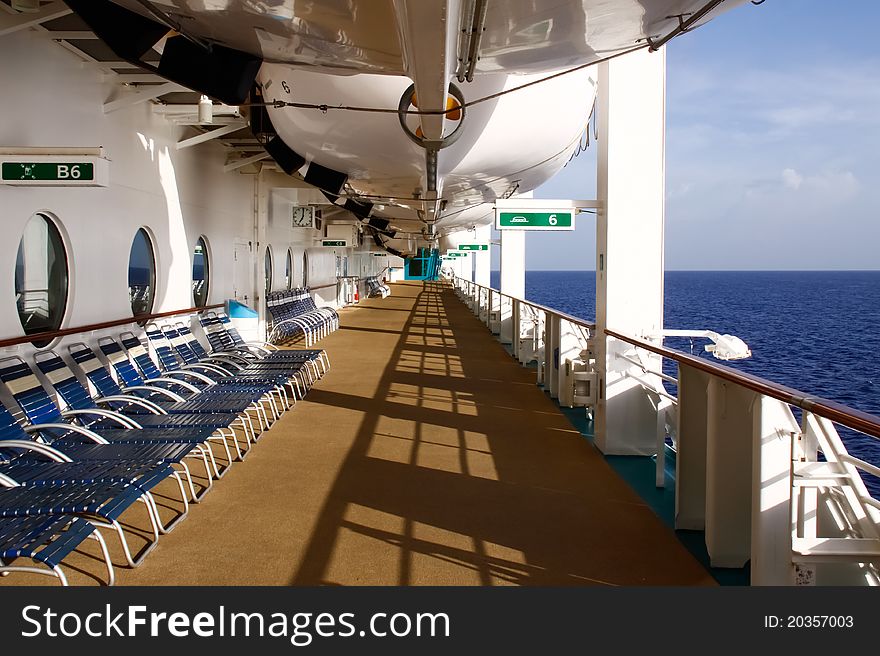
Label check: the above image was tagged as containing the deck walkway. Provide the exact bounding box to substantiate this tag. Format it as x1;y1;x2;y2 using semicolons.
6;281;714;586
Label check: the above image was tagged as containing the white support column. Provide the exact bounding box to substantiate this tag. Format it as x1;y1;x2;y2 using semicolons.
499;229;525;298
473;224;491;287
455;254;468;282
499;229;524;340
594;47;666;455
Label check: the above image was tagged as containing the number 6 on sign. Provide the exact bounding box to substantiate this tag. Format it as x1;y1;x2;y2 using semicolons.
548;214;557;225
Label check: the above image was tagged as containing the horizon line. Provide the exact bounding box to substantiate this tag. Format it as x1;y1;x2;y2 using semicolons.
487;269;880;273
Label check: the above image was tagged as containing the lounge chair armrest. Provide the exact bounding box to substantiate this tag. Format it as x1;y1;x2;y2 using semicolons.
123;384;187;402
181;363;229;378
96;395;166;415
215;346;265;358
60;408;141;429
207;352;253;366
161;369;218;386
0;440;72;462
198;356;245;371
23;423;109;444
141;378;201;395
239;341;275;352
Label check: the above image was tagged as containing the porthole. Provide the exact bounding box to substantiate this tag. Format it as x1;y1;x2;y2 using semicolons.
264;246;273;295
128;228;156;316
14;212;68;346
192;236;209;307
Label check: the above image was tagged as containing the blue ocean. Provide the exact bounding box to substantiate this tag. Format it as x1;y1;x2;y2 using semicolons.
490;270;880;494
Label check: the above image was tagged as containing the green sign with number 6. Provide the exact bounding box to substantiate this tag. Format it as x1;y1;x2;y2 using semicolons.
495;210;574;231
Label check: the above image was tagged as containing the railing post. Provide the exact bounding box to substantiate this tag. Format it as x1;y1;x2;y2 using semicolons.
497;295;510;344
511;299;521;359
490;294;502;336
705;376;759;568
675;363;710;530
547;315;560;398
655;396;674;487
557;318;583;407
485;289;492;327
751;395;798;585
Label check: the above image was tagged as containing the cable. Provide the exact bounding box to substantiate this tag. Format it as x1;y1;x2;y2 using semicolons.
242;43;646;118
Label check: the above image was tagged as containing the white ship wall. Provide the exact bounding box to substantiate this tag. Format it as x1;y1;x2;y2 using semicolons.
0;30;387;351
0;30;253;342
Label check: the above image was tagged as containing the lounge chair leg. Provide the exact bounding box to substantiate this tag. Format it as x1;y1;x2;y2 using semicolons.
210;430;233;475
93;516;157;568
87;528;116;586
158;471;190;530
230;420;247;460
0;563;69;586
176;459;198;500
195;445;218;492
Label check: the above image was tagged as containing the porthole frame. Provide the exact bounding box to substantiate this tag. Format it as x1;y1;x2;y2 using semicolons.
13;211;71;348
192;235;210;308
128;227;157;318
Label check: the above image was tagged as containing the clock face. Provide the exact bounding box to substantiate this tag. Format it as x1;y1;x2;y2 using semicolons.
292;206;314;228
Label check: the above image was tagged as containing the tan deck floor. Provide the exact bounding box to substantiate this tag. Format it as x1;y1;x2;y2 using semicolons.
5;281;715;586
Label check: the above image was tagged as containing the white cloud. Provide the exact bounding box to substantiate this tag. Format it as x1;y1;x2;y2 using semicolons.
667;182;693;199
782;168;803;190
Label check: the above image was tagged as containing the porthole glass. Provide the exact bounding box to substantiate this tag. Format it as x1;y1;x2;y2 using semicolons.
264;246;273;295
285;249;292;290
192;236;209;307
14;213;68;346
128;228;156;316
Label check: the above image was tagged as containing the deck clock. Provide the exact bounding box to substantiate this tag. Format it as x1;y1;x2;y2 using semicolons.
292;206;315;229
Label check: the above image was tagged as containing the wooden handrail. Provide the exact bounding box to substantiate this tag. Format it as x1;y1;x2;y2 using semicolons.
454;276;596;329
0;303;225;349
606;328;880;441
454;276;880;439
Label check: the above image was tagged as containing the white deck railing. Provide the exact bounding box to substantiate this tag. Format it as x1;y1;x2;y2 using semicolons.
451;274;880;585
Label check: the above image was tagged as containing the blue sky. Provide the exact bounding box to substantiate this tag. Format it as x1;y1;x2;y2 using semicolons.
500;0;880;271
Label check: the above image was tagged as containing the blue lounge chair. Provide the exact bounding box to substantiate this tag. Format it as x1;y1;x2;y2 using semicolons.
0;408;179;568
0;358;222;498
199;310;329;376
143;324;289;423
0;480;162;569
122;330;275;435
1;515;114;585
164;322;306;401
69;341;263;456
37;348;253;467
0;405;189;509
